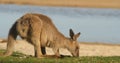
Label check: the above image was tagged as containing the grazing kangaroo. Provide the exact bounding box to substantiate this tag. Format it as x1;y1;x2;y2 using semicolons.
4;13;80;58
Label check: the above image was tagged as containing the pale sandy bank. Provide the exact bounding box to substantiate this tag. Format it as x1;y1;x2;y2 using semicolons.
0;39;120;56
0;0;120;8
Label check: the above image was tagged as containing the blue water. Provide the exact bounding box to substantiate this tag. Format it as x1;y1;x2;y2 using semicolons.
0;4;120;44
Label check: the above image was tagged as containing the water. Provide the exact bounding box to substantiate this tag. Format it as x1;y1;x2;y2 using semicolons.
0;4;120;44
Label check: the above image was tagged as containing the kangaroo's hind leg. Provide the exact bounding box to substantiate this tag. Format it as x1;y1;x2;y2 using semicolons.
41;47;46;55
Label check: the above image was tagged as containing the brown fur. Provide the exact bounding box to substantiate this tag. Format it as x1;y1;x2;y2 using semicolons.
4;13;80;58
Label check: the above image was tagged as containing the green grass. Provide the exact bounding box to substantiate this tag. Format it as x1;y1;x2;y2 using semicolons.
0;50;120;63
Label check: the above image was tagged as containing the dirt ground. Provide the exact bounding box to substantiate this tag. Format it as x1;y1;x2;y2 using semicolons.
0;39;120;57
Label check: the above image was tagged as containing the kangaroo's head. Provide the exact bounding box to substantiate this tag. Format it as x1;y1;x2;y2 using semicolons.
67;29;80;57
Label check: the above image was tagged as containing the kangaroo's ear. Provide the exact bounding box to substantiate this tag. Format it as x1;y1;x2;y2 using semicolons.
69;29;75;39
73;32;81;40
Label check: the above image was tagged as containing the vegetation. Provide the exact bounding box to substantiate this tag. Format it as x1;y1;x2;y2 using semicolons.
0;50;120;63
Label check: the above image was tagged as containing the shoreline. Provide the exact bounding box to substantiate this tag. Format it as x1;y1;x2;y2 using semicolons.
0;38;120;45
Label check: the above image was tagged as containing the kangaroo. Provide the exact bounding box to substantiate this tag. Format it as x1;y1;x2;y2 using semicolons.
4;13;80;58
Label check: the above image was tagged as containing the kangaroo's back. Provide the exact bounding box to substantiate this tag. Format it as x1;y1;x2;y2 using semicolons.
32;14;57;30
31;13;65;47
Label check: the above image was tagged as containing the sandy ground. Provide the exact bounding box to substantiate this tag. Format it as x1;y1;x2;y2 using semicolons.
0;0;120;8
0;39;120;57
